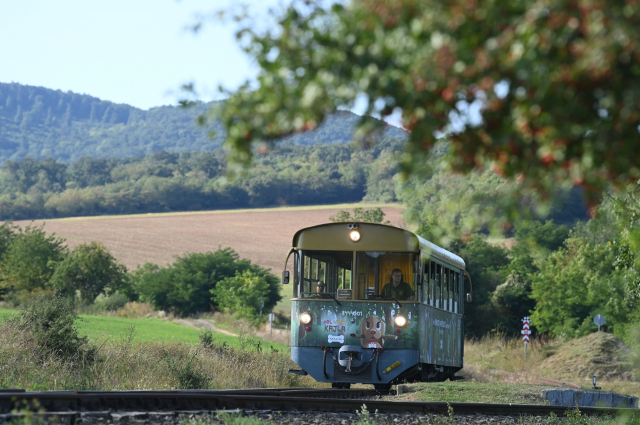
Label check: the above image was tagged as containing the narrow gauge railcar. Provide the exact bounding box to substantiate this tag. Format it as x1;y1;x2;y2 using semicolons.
282;222;471;389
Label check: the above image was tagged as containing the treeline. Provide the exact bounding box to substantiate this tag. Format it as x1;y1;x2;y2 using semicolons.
0;137;403;220
0;222;280;319
0;82;406;163
454;204;640;344
0;136;590;224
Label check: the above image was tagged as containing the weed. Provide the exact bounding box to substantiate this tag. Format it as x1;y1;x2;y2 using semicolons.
238;334;263;352
447;402;454;423
355;404;378;425
199;330;215;349
162;349;210;389
7;295;95;363
180;412;267;425
10;399;46;425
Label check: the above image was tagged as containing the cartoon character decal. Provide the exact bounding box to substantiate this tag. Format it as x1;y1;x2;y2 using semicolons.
355;315;398;348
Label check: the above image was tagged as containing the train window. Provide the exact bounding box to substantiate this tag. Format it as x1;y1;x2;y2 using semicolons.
434;264;441;308
443;267;449;311
430;261;436;307
454;270;460;314
422;259;430;305
298;250;352;298
338;266;352;289
449;269;455;313
355;252;416;301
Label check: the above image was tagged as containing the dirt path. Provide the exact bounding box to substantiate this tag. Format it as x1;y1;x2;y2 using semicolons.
172;318;238;337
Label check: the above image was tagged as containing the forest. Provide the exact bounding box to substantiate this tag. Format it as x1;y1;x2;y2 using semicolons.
0;82;405;163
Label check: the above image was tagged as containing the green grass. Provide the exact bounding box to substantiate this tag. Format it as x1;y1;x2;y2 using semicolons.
0;308;288;351
396;381;555;404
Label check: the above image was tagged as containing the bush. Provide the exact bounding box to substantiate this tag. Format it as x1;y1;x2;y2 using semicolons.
8;294;95;362
133;248;281;317
212;270;276;322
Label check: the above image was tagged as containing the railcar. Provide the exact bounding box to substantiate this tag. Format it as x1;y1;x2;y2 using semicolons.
282;222;472;389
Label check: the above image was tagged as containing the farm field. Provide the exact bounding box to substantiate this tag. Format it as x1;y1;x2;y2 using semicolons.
14;203;405;312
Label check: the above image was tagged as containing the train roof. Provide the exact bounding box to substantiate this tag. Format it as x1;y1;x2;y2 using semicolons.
292;222;465;270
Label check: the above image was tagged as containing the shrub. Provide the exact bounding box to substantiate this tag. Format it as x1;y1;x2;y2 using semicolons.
7;294;95;362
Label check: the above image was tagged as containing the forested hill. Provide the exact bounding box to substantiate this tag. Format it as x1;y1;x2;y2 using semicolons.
0;82;406;163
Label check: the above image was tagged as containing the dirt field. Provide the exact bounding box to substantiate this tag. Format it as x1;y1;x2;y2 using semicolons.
15;204;405;276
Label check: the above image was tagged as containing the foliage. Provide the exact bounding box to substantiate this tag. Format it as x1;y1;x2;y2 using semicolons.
7;295;94;361
212;270;278;321
0;322;308;391
215;0;640;206
0;137;408;220
609;183;640;299
0;224;67;302
133;248;281;317
451;235;510;337
328;207;390;224
0;221;17;262
0;82;405;164
530;236;634;338
49;242;128;303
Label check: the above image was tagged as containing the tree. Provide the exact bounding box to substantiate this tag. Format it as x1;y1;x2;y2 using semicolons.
213;0;640;205
0;224;67;302
0;221;18;259
132;248;281;317
212;269;277;320
49;242;128;303
530;236;633;338
329;207;390;224
450;235;510;337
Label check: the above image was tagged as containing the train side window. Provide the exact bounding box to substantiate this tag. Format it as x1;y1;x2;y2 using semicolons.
443;267;450;311
423;259;430;305
430;261;436;306
435;264;441;308
454;270;460;313
448;268;454;312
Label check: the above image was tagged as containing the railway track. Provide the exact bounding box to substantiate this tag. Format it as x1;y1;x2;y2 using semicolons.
0;388;636;423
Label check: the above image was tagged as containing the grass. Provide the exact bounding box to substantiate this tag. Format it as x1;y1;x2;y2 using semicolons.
395;381;554;404
461;332;640;397
0;308;288;352
0;309;313;391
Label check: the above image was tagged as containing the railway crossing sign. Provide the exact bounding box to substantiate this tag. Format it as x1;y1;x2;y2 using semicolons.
521;317;531;358
593;314;606;332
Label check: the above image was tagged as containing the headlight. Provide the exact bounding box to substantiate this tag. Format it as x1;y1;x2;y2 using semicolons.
394;315;407;327
300;312;312;325
349;230;361;242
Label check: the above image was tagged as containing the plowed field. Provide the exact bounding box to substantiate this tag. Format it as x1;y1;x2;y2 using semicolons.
15;204;405;309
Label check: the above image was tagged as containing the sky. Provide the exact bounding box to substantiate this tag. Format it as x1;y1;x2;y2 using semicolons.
0;0;279;110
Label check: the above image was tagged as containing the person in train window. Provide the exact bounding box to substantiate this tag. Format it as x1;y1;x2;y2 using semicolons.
316;281;326;293
381;268;415;300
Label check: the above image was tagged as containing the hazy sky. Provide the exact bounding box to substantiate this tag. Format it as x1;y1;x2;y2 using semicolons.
0;0;279;110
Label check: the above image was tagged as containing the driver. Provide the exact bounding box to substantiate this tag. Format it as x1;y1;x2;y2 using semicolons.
381;268;414;300
316;281;326;293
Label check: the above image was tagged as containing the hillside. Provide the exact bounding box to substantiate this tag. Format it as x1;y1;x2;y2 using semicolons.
0;82;406;163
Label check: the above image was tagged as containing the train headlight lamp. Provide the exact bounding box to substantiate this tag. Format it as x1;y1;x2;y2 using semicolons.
394;315;407;327
300;312;312;325
349;230;361;242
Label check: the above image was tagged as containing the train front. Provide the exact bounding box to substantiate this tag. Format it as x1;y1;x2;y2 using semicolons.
283;222;423;389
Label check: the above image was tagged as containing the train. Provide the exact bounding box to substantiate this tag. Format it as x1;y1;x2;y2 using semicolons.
281;222;472;389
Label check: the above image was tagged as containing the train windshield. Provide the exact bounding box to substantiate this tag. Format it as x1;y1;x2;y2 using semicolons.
296;250;418;301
